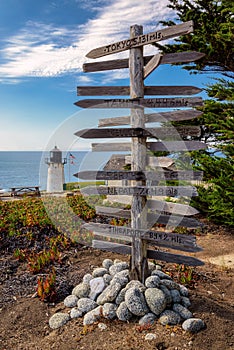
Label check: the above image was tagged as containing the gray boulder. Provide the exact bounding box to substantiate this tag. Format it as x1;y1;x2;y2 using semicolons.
89;277;105;300
145;276;160;288
139;313;157;326
151;270;172;280
179;285;189;297
49;313;70;329
116;302;133;321
83;273;93;284
72;283;90;298
83;305;103;325
170;289;181;304
109;262;129;276
125;280;146;293
97;282;122;305
160;279;180;290
116;287;127;305
102;258;114;270
173;303;193;320
103;274;112;285
125;287;149;316
77;298;98;314
92;267;108;277
181;296;191;308
64;295;78;308
159;310;181;325
70;307;83;319
182;318;206;333
145;288;167;315
102;303;117;320
111;269;129;287
159;285;172;307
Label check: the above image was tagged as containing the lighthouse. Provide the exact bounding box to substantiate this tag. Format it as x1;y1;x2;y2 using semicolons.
45;146;67;192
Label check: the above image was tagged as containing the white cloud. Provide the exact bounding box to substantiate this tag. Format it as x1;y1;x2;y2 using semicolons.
0;0;174;83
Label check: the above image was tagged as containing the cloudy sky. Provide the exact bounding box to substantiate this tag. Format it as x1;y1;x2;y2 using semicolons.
0;0;212;151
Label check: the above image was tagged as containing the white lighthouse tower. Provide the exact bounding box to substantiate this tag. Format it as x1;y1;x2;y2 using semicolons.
45;146;67;192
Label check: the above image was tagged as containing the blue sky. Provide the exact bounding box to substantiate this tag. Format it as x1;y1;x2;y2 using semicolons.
0;0;214;151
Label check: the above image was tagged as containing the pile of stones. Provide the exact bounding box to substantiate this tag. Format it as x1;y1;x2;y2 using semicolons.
49;258;205;333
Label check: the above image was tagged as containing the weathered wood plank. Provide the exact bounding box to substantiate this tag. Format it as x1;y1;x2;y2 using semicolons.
92;141;207;152
74;97;203;109
144;54;162;79
98;110;203;127
126;155;175;168
81;185;198;197
147;199;199;216
83;51;205;73
77;85;202;96
75;170;203;181
86;21;193;58
94;206;202;229
75;126;201;139
92;240;204;266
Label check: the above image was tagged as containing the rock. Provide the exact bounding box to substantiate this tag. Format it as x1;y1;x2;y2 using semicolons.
72;283;90;299
179;285;189;297
98;322;107;331
159;285;172;307
83;306;102;325
139;313;157;326
89;277;105;300
116;302;133;321
145;333;157;340
151;270;172;280
125;287;149;316
170;289;181;304
116;287;126;305
103;274;112;285
148;262;157;272
173;303;193;320
97;282;122;305
125;280;146;293
181;296;191;308
70;307;83;319
49;313;70;329
145;276;160;288
159;310;181;325
109;262;129;276
182;318;206;333
102;303;117;320
102;259;114;270
77;298;98;314
92;267;108;278
160;279;180;290
114;259;123;264
83;273;93;284
110;269;129;287
145;288;167;316
64;295;78;308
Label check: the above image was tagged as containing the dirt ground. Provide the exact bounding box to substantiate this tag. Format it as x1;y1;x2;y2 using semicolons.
0;221;234;350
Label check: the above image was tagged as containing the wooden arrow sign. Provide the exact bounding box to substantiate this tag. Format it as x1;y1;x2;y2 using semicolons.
92;141;206;152
75;97;203;109
75;170;203;181
92;240;204;266
98;110;203;127
94;206;203;229
77;85;202;96
86;21;193;59
83;51;205;73
83;222;201;252
75;126;201;139
81;185;198;197
144;54;162;79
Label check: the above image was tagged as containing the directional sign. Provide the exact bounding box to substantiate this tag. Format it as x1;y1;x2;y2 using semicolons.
92;141;207;152
98;110;203;127
83;222;201;252
144;54;162;79
75;126;201;139
86;21;193;59
92;240;204;266
83;51;205;73
75;97;203;109
81;185;198;197
94;206;203;229
75;170;203;181
77;85;202;96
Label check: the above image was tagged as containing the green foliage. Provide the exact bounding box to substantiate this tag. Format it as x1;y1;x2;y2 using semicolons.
158;0;234;77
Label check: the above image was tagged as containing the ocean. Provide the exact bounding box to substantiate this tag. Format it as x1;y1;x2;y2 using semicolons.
0;151;88;191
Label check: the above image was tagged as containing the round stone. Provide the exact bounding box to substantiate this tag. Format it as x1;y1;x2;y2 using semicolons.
102;259;114;270
49;313;70;329
173;303;193;320
125;287;149;316
145;288;167;316
70;307;83;319
83;306;102;325
145;276;160;288
77;298;98;313
182;318;206;333
170;289;181;304
110;270;129;287
72;283;90;299
92;267;108;278
145;333;157;340
64;295;78;308
159;310;181;326
97;282;122;305
83;273;93;284
109;262;129;276
139;313;157;326
160;279;180;290
125;280;146;293
181;296;191;308
116;301;133;321
102;303;117;319
159;285;172;307
116;287;126;305
179;285;189;297
89;277;105;300
103;274;112;285
151;270;172;280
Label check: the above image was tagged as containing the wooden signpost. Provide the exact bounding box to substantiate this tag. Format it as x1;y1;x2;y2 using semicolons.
74;21;205;282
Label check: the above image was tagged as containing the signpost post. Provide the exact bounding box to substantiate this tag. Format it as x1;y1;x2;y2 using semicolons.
74;20;205;282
